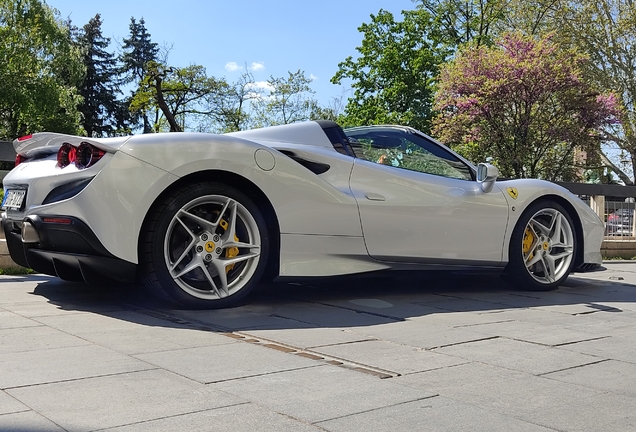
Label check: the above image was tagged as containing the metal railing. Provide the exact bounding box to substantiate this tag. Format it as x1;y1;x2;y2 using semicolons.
557;182;636;241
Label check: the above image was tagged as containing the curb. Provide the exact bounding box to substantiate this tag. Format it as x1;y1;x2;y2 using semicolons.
0;229;23;269
0;239;21;268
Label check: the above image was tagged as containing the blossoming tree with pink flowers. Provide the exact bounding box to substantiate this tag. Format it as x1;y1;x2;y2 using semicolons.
433;33;621;181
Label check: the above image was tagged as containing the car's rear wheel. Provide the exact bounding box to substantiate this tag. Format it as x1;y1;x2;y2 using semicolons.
506;200;576;291
140;182;269;308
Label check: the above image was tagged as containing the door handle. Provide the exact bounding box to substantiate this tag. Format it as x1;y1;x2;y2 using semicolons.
365;192;386;201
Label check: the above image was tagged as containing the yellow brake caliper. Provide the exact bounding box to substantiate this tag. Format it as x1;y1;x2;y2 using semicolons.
219;219;240;273
523;227;534;260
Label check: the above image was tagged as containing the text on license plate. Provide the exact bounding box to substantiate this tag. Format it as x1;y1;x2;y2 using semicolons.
1;190;26;209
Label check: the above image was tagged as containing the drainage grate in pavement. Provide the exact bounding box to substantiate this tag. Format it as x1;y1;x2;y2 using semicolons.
133;307;400;380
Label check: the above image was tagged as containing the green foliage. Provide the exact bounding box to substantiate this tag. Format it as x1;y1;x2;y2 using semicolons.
120;17;159;133
309;94;346;122
551;0;636;182
188;70;261;133
253;70;317;127
0;266;35;275
130;62;228;132
77;14;127;137
120;18;159;84
332;9;444;133
494;0;561;36
413;0;506;47
205;71;257;133
0;0;83;139
130;64;330;133
433;32;621;181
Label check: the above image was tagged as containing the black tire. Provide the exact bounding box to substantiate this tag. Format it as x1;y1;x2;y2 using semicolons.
506;200;576;291
140;182;269;309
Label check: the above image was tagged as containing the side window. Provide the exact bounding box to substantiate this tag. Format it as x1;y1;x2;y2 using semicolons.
347;131;474;181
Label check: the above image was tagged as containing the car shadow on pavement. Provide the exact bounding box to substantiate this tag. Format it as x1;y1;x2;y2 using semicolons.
24;267;636;333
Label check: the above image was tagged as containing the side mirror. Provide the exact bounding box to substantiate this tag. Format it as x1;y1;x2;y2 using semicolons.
477;163;499;193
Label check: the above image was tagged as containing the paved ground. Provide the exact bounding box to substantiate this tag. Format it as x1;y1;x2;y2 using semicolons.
1;264;636;432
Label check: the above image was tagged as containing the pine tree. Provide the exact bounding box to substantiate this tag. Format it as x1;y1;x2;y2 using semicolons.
120;17;159;133
77;14;124;137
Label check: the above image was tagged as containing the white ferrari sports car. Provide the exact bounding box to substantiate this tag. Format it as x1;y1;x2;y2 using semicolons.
2;120;604;308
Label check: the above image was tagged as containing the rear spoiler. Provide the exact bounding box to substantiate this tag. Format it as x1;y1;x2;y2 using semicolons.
13;133;131;157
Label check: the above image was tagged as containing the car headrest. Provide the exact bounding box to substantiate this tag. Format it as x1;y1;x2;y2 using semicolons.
382;136;402;148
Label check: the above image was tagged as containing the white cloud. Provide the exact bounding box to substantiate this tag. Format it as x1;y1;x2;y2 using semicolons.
309;73;318;81
250;62;265;71
225;62;242;72
248;81;275;92
245;81;275;100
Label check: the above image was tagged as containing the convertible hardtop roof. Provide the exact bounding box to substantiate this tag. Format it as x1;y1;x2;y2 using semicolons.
228;120;353;156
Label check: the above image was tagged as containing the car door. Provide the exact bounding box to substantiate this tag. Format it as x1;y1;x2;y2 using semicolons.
347;128;510;264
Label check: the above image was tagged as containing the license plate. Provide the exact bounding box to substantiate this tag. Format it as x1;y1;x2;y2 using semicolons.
1;189;26;210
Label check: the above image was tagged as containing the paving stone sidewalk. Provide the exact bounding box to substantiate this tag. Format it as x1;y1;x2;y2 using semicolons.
1;264;635;431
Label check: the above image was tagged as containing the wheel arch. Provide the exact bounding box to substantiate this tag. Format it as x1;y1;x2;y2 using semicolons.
138;169;281;282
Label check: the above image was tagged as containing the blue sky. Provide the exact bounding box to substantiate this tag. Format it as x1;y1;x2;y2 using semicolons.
48;0;418;106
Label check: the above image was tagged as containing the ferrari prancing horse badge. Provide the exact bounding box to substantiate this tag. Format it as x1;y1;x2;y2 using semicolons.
507;187;518;200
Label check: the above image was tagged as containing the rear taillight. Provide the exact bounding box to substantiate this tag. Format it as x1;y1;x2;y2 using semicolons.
57;143;76;168
76;142;105;169
17;134;32;142
57;142;104;169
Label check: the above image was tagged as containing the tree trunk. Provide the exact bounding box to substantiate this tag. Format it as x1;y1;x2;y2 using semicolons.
599;151;634;185
142;113;152;134
153;75;181;132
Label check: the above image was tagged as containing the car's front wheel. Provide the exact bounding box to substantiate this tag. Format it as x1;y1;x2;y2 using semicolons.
506;200;576;291
140;182;269;308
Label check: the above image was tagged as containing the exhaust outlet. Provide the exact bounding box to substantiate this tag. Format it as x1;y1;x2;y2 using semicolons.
21;221;40;243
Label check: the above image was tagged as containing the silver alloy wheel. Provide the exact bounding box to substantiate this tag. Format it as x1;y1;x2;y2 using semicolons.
522;208;574;284
163;194;261;300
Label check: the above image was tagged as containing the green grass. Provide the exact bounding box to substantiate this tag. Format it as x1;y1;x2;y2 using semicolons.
0;267;36;275
602;256;636;260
